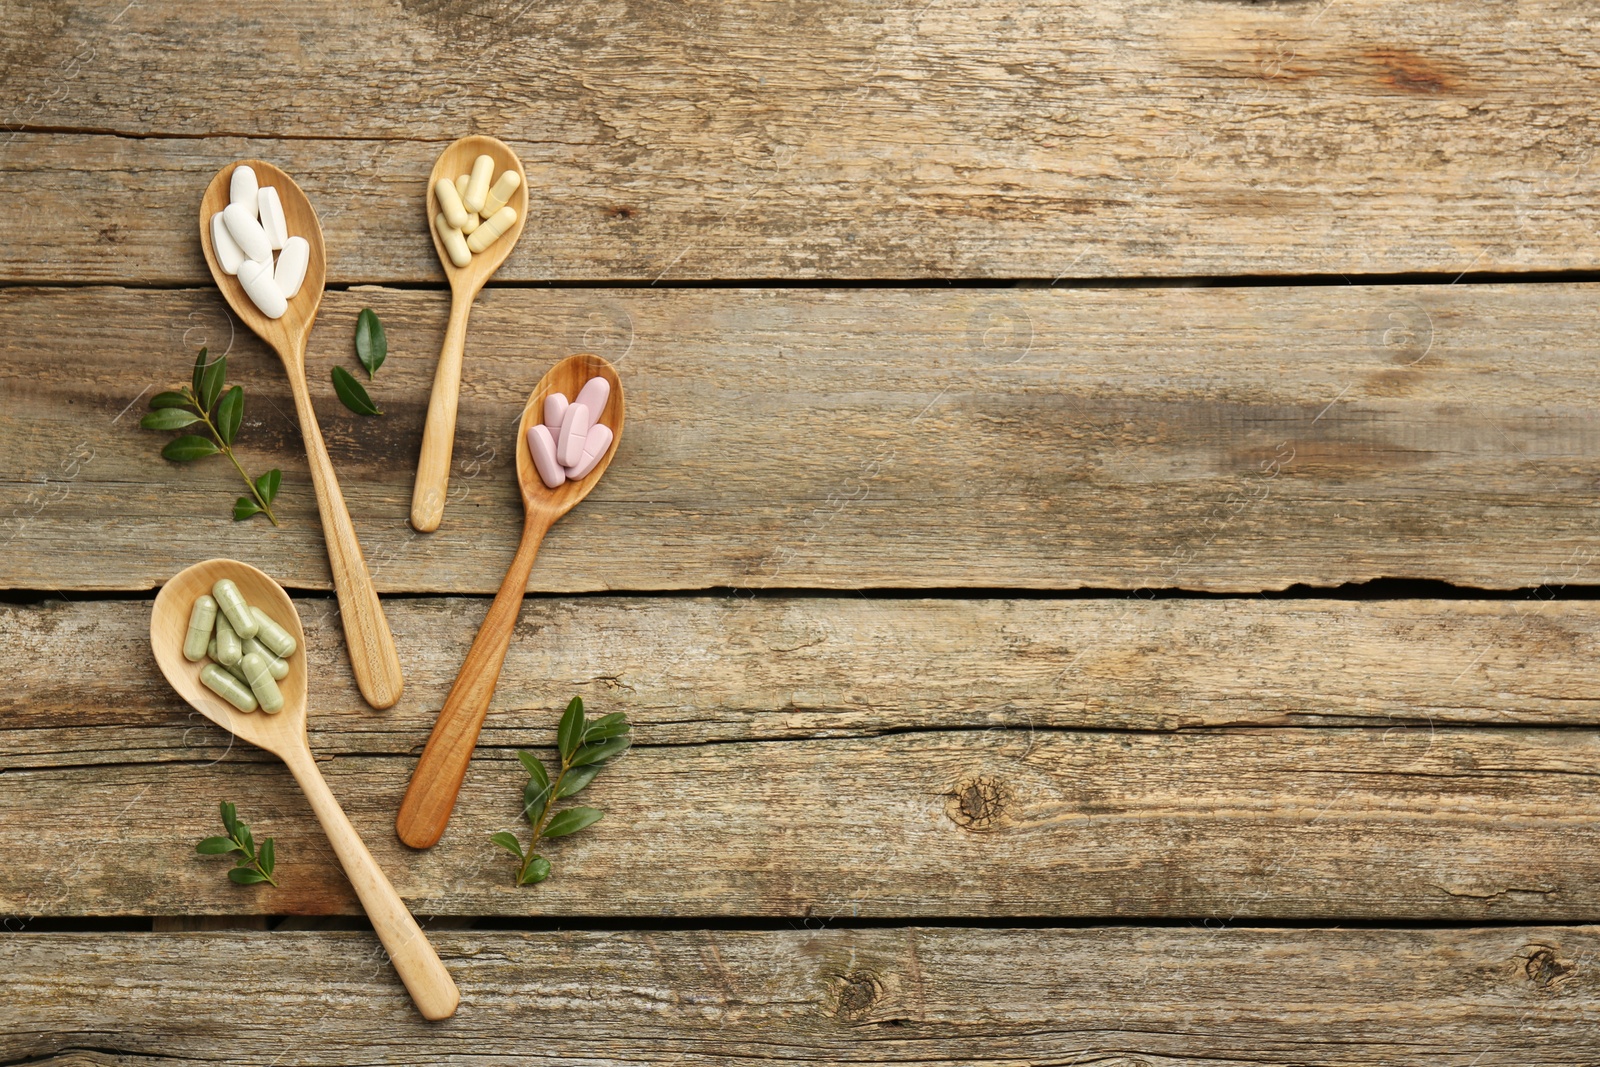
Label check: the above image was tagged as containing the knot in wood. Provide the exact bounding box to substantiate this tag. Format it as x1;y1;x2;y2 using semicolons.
833;969;883;1020
1523;944;1575;989
945;775;1009;831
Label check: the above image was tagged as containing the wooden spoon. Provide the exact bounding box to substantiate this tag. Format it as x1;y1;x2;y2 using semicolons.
396;354;624;849
151;558;459;1020
410;135;530;533
199;161;405;711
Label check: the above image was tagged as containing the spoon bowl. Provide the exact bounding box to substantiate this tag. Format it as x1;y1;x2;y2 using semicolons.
151;558;458;1020
198;161;404;710
396;354;623;849
411;135;530;533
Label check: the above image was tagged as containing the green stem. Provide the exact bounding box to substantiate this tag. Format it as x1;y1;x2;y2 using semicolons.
518;753;572;883
188;389;278;526
234;834;279;887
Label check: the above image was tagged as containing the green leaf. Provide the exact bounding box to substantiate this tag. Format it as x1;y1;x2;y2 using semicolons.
518;857;551;885
541;806;603;839
583;713;631;742
233;496;263;522
191;347;208;396
522;781;552;823
150;390;192;410
517;751;550;790
228;866;270;885
331;366;382;416
255;468;281;505
354;308;387;378
140;408;201;431
557;697;585;761
489;831;524;858
555;763;601;798
235;824;254;859
571;737;630;767
216;385;243;446
258;837;275;876
196;836;240;855
162;434;219;462
220;801;238;836
198;352;227;413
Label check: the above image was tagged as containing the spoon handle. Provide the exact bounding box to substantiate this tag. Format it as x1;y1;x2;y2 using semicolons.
282;744;460;1020
410;287;475;533
286;367;406;709
396;510;550;849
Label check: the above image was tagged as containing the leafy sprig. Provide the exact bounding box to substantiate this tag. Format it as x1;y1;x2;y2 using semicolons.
142;348;283;524
196;801;279;886
332;307;386;415
491;697;631;886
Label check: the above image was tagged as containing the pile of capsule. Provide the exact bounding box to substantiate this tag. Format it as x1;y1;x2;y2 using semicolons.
528;375;614;488
434;154;521;267
209;165;309;320
183;578;299;714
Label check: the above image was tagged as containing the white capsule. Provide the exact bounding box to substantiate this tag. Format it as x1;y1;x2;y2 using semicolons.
543;392;569;432
435;178;471;230
222;202;272;265
528;424;565;489
230;165;259;218
275;236;309;299
257;186;288;250
436;213;472;268
573;376;610;421
482;170;521;217
464;154;494;213
466;205;517;253
210;211;246;275
565;422;614;481
557;402;591;466
455;174;470;200
237;258;288;319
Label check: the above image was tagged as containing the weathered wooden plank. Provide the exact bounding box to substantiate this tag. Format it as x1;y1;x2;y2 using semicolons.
6;284;1600;593
5;927;1599;1064
5;707;1600;918
6;597;1600;769
4;2;1600;280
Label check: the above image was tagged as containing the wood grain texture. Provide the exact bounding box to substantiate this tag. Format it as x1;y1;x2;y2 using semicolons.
6;592;1600;919
6;284;1600;593
9;596;1600;763
4;1;1600;281
5;927;1599;1064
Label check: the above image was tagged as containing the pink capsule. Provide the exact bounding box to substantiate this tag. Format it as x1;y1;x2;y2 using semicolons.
527;424;565;489
565;423;614;481
557;402;591;466
543;392;569;432
573;376;610;421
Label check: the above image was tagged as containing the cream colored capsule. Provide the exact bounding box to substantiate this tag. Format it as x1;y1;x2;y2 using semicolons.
464;154;494;213
466;205;517;253
436;213;471;268
482;170;521;217
455;174;470;200
435;177;471;230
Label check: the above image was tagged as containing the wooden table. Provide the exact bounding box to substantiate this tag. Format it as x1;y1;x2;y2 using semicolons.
5;1;1600;1061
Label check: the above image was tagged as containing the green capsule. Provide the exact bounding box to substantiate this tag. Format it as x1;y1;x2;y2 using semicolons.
183;595;217;662
249;606;297;659
241;636;289;680
211;578;258;640
200;663;258;712
214;612;242;666
207;640;250;684
240;652;284;714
